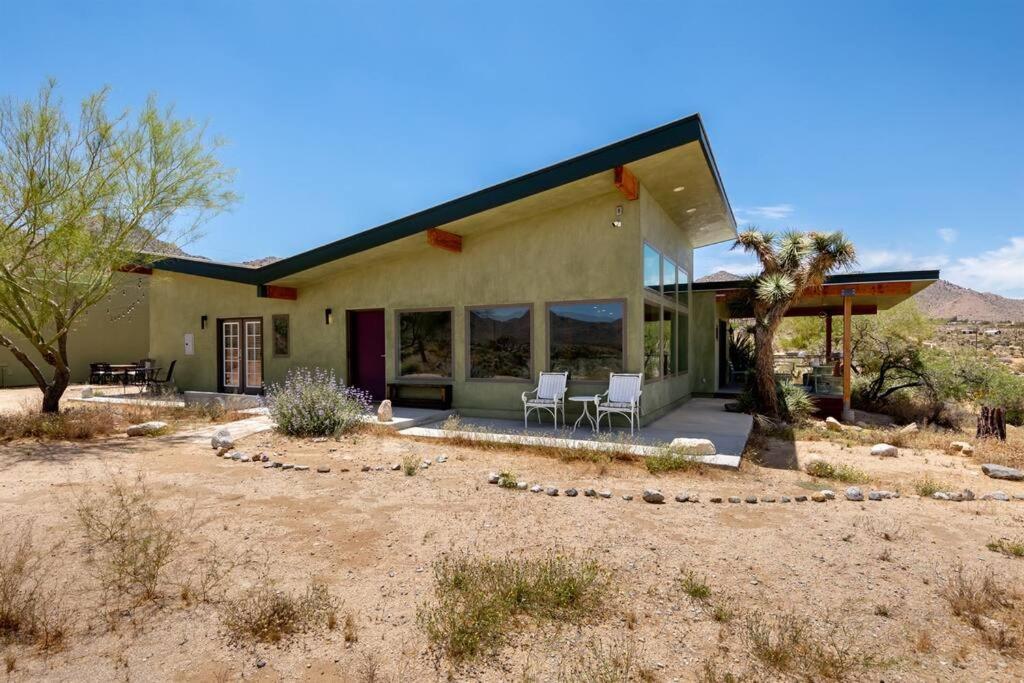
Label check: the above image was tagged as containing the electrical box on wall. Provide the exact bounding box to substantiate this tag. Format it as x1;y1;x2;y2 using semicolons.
184;333;195;356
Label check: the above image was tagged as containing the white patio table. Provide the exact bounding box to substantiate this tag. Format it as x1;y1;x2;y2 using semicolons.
569;395;600;433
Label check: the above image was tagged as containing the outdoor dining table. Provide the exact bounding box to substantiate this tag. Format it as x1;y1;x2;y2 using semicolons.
104;365;161;391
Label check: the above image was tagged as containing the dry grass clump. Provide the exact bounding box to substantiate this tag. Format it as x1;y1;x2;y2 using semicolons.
913;475;949;497
743;611;882;680
987;538;1024;558
417;550;611;663
222;579;338;643
804;459;869;484
401;454;419;476
943;565;1021;654
496;470;518;489
0;525;71;650
75;475;189;603
0;406;117;441
677;569;711;601
557;636;656;682
645;448;707;474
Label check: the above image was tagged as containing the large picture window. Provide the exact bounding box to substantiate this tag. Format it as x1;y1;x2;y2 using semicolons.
548;301;624;380
643;302;662;380
644;244;661;297
468;305;531;380
398;310;452;378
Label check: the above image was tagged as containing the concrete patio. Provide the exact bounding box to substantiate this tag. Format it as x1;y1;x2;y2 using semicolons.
399;398;751;469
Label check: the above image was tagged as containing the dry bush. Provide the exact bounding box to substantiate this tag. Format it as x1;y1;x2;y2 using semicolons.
0;406;117;441
75;475;189;604
853;515;908;543
557;636;656;682
987;538;1024;558
401;454;419;476
417;549;611;663
804;459;870;484
0;525;72;650
343;612;359;643
222;579;338;643
943;565;1021;654
645;448;707;475
743;611;882;680
913;475;950;497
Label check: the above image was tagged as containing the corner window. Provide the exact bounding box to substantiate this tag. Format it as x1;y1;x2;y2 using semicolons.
398;310;452;379
676;265;689;306
643;302;662;380
548;301;624;380
468;305;531;380
643;244;661;297
663;307;676;375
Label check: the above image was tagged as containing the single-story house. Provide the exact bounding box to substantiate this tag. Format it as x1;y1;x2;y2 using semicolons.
147;115;736;421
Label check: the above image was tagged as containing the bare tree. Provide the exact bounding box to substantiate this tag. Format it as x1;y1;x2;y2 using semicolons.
0;80;235;412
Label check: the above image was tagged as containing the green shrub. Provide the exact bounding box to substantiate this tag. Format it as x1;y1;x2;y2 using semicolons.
497;470;518;488
266;367;372;437
804;459;869;484
417;550;610;662
402;455;418;476
646;449;706;474
986;538;1024;558
913;475;947;497
678;569;711;601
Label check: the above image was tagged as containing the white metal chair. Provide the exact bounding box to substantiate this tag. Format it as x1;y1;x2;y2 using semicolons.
522;371;568;429
595;373;644;435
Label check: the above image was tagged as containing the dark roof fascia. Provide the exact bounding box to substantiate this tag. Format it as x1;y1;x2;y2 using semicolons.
154;114;729;284
691;269;941;292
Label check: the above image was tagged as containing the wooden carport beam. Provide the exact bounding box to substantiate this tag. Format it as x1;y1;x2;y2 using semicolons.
426;228;462;253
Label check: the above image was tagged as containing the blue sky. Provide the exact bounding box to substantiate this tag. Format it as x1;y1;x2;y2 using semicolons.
4;1;1023;295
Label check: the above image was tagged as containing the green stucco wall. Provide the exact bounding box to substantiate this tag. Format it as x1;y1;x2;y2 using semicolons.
0;273;150;388
149;185;705;421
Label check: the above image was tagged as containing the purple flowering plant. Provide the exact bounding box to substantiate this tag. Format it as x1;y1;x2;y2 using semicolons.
266;367;373;437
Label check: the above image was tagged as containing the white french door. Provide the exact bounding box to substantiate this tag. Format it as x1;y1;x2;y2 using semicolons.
219;318;263;393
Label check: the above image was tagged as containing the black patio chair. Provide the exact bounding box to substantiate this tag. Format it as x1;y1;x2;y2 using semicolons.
148;360;177;390
89;362;111;384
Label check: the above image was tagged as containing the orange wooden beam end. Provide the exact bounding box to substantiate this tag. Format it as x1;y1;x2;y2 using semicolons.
426;228;462;253
258;285;298;300
613;165;639;200
117;264;153;275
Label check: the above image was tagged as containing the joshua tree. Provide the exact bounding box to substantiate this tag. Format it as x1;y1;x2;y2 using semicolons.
733;229;856;419
0;81;235;412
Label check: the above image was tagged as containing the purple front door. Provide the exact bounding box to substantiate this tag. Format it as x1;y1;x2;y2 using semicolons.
348;309;386;401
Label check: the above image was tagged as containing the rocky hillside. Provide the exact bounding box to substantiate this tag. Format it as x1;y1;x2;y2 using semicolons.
912;279;1024;322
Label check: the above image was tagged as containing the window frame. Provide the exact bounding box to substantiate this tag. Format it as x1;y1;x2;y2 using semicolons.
545;298;628;384
464;303;534;383
394;307;455;383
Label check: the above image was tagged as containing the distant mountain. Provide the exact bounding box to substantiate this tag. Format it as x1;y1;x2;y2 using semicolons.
696;270;745;284
242;256;281;268
911;279;1024;323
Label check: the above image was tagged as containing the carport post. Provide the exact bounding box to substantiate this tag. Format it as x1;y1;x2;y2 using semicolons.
841;291;854;422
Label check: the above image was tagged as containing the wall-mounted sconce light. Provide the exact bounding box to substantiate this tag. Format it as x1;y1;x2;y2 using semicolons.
611;205;623;228
201;315;208;330
325;308;333;325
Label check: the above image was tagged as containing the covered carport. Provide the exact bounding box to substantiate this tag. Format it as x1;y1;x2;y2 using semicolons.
692;270;940;420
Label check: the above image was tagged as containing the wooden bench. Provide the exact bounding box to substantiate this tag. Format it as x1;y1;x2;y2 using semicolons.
386;383;453;409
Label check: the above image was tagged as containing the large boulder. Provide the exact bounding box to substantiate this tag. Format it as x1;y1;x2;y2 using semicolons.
981;463;1024;481
870;443;899;458
949;441;973;454
211;428;234;450
824;417;844;432
668;438;715;456
80;386;94;399
377;399;393;423
126;421;168;437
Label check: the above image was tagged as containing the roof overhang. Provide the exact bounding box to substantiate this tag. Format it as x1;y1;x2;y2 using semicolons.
153;114;735;286
694;270;940;317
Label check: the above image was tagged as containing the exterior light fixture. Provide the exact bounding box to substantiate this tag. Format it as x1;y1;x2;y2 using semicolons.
686;208;697;214
325;308;333;325
673;186;685;192
612;205;623;228
201;315;208;330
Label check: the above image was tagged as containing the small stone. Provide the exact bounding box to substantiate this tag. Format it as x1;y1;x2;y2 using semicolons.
780;496;791;503
710;496;723;503
260;453;270;462
598;490;612;499
982;491;1010;502
488;473;500;484
728;497;741;504
317;466;331;473
932;491;950;501
821;489;835;500
361;465;371;472
436;455;448;463
377;399;393;422
420;462;429;469
811;492;827;502
899;422;918;433
390;463;400;471
584;488;597;497
528;484;542;493
281;463;294;470
745;496;758;504
642;489;665;504
126;421;168;437
516;482;528;490
546;487;559;496
675;493;690;503
668;437;715;456
80;386;94;399
294;465;310;471
949;441;971;454
868;491;883;501
272;462;283;468
256;659;266;669
622;494;633;501
1013;493;1024;501
961;444;975;455
761;496;776;503
565;488;578;497
263;463;275;469
825;417;844;432
845;487;864;502
870;443;899;458
239;454;252;463
211;428;233;450
230;452;243;461
981;464;1024;481
795;495;808;502
688;494;699;503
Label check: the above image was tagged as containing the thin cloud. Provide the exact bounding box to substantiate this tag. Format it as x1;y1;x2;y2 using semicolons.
937;228;957;244
857;249;949;271
734;203;795;223
945;236;1024;297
